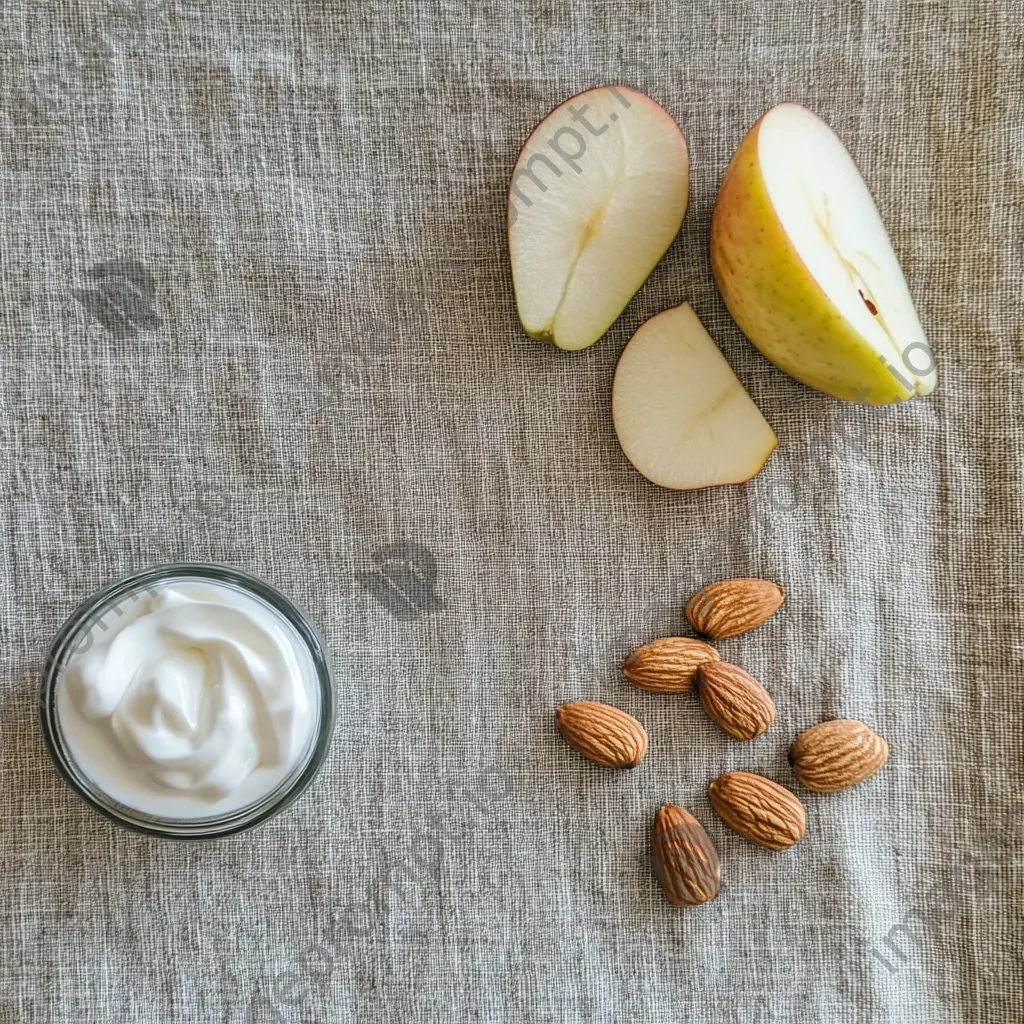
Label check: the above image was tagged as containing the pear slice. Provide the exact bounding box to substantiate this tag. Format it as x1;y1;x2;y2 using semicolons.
612;304;777;490
508;86;689;351
711;102;936;404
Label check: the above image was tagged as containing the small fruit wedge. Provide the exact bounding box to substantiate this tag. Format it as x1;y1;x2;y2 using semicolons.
508;86;689;351
711;102;936;404
612;303;777;489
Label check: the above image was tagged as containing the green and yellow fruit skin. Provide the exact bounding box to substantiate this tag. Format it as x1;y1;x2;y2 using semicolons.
710;112;934;405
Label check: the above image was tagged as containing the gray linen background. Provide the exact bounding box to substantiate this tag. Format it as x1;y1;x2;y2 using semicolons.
1;1;1022;1021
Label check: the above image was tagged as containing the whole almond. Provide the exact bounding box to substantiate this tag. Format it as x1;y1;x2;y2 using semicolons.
790;719;889;792
708;771;806;850
555;702;648;769
696;661;775;740
651;804;720;906
686;578;784;639
623;637;720;694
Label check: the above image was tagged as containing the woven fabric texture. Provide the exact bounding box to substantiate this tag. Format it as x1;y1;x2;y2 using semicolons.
1;1;1022;1022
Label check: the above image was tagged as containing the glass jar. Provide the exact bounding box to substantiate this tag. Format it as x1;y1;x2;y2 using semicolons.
39;563;335;840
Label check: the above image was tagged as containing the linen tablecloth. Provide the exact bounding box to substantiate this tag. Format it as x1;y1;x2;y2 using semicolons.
2;2;1022;1021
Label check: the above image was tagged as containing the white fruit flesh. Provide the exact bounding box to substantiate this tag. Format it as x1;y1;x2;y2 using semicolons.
612;304;777;490
508;87;689;351
757;104;935;393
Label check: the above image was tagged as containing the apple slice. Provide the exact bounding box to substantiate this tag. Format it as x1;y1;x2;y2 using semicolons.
711;102;936;404
612;303;777;490
508;86;689;351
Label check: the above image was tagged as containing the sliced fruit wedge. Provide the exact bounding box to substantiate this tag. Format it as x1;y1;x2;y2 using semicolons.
508;86;689;351
612;303;777;489
711;102;936;404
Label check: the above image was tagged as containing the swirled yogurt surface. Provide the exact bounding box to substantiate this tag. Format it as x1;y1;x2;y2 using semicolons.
56;580;319;819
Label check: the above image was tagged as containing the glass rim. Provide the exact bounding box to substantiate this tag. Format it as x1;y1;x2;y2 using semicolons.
39;562;335;841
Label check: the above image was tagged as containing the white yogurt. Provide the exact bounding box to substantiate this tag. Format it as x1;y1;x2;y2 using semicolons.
56;580;319;819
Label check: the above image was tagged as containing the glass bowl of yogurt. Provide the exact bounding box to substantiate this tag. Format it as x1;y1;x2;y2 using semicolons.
39;563;335;839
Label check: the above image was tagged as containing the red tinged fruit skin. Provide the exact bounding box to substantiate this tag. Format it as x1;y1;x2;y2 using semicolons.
508;86;689;351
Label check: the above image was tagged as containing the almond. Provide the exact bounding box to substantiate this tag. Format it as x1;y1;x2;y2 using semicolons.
686;578;784;639
623;637;719;694
554;702;648;769
708;771;806;850
789;719;889;792
651;804;720;906
696;661;775;740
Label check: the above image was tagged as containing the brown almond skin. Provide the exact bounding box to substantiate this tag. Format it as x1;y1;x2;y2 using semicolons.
696;661;775;740
651;805;721;906
790;719;889;792
708;771;806;850
555;702;648;769
623;637;720;694
686;578;784;639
